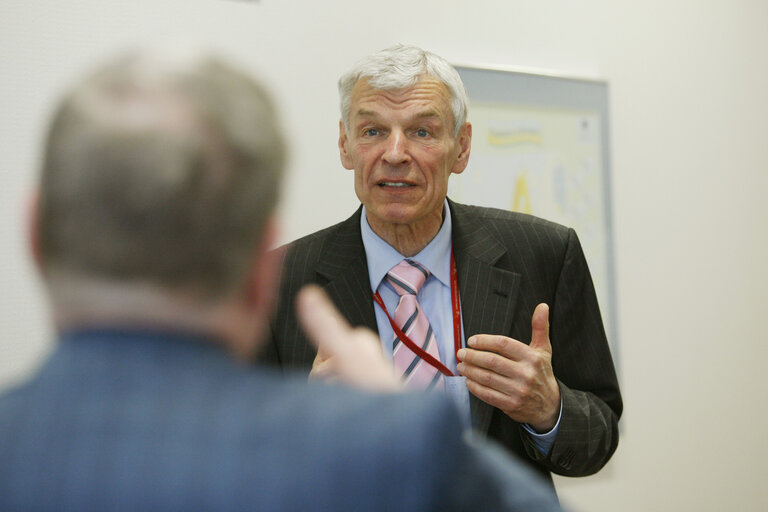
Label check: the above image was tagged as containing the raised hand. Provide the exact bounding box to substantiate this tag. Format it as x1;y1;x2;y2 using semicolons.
456;303;560;432
297;285;401;392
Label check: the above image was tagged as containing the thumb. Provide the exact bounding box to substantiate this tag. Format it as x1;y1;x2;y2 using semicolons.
530;303;551;352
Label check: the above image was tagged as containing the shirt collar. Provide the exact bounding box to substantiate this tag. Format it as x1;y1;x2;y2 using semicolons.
361;200;453;290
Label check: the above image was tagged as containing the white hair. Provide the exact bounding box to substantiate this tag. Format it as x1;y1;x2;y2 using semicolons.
338;44;469;136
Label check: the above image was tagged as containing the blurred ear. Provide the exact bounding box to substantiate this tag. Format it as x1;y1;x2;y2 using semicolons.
231;216;284;359
338;120;355;170
450;122;472;175
245;216;282;319
27;189;43;272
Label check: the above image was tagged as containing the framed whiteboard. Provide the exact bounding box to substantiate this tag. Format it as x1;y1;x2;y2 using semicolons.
450;65;618;359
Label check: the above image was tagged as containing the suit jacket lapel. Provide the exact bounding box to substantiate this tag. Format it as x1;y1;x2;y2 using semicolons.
312;202;522;435
315;208;379;332
449;200;522;434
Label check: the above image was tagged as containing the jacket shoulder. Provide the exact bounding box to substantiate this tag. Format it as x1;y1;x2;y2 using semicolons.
449;201;575;256
451;201;571;235
274;210;361;266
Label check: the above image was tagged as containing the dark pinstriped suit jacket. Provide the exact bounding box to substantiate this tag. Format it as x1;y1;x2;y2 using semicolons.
261;199;622;482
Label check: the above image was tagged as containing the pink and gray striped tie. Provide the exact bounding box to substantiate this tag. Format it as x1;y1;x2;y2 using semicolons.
386;259;444;390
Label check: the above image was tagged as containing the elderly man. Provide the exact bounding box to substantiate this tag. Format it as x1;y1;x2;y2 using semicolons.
0;52;563;511
262;44;623;486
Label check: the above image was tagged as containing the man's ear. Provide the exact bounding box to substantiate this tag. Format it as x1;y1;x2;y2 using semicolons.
27;189;43;272
245;216;282;318
222;216;283;360
450;122;472;176
338;120;355;170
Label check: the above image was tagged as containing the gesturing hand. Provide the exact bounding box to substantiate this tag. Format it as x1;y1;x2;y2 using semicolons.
297;285;401;393
456;303;560;432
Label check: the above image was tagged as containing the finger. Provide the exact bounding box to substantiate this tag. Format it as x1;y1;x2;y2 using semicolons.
311;350;331;368
457;348;522;378
466;334;530;360
309;357;334;380
464;377;522;417
529;303;551;352
314;344;331;362
457;359;516;395
296;285;351;357
312;340;332;363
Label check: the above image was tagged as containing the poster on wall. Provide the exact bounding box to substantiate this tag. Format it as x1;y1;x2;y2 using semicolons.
450;66;618;360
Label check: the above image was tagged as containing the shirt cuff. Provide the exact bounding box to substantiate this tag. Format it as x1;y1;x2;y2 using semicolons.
521;397;563;455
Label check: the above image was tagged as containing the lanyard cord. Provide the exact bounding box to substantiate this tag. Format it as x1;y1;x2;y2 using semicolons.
373;248;463;377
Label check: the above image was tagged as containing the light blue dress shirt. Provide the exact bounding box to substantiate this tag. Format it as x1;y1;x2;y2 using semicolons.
360;200;560;453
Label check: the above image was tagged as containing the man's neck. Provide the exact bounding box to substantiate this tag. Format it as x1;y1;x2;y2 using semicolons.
366;210;443;257
48;274;261;359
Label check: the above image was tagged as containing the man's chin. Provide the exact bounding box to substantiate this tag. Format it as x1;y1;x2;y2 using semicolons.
365;204;418;226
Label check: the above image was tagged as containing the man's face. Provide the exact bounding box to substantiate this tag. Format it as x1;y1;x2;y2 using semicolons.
339;77;471;234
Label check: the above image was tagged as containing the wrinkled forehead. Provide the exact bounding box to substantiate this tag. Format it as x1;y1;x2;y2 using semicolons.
348;76;454;122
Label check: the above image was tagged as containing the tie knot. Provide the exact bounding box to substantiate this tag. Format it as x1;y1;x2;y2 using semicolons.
386;259;430;296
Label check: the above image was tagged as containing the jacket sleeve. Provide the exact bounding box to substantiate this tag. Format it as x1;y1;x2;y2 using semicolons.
522;228;622;476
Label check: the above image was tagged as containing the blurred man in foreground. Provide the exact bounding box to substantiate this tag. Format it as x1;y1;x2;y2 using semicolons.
0;51;564;511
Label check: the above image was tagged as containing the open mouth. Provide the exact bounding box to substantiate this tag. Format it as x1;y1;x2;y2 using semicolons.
378;181;414;188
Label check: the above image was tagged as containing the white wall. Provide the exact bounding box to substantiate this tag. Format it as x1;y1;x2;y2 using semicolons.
1;1;767;510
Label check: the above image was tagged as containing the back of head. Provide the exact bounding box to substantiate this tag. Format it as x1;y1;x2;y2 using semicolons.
338;44;469;136
37;51;285;308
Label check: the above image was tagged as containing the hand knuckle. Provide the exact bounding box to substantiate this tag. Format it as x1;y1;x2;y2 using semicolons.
504;396;521;411
492;336;509;351
522;368;536;385
474;369;491;387
486;356;503;373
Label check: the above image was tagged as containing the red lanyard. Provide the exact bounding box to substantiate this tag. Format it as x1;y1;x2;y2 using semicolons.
372;248;463;377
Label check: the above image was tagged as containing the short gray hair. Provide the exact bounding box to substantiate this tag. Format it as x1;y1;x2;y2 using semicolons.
338;44;469;136
38;52;285;302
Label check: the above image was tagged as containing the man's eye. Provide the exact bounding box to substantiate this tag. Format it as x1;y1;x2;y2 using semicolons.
416;128;429;137
364;128;379;136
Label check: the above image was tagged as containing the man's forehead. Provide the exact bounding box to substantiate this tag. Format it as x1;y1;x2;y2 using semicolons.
349;77;452;118
355;107;442;120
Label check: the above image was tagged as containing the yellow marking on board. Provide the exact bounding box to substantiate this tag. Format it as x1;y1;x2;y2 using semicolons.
488;132;542;147
512;172;532;214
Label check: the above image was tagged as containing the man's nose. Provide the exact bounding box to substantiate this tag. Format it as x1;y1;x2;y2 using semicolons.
382;131;410;165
